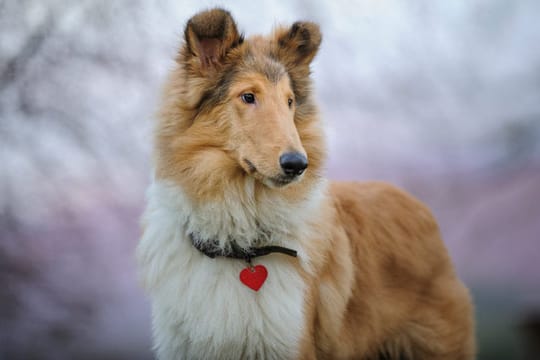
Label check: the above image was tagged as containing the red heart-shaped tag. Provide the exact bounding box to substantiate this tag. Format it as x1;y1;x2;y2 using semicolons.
239;265;268;291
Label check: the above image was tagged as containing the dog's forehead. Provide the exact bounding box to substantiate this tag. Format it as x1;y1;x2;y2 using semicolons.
242;36;287;84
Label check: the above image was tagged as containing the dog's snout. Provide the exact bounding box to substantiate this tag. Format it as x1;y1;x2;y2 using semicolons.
279;152;308;177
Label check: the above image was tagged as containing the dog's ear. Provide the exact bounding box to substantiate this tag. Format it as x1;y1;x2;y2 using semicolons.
183;8;243;71
274;22;321;105
275;21;321;68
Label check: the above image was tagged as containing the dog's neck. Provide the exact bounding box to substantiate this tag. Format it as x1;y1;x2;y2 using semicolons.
188;224;274;252
152;178;327;250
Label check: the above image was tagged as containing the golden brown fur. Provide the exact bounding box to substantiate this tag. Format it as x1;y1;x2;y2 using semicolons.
297;182;475;359
150;8;475;359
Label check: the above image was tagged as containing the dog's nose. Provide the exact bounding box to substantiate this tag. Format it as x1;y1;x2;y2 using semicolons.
279;152;308;177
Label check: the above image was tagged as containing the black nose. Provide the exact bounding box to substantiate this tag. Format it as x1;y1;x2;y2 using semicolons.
279;152;308;177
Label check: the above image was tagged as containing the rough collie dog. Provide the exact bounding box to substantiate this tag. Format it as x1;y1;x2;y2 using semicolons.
137;8;475;360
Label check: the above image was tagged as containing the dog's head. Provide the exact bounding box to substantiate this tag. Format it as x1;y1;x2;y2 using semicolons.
156;8;325;199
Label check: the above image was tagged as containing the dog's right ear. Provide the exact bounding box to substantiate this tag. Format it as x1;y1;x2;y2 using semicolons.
183;8;243;72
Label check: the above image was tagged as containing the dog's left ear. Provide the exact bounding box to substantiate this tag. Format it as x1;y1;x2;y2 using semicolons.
183;8;243;71
274;22;321;104
275;21;321;68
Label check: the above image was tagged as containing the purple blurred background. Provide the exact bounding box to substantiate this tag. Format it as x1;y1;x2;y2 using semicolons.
1;1;539;359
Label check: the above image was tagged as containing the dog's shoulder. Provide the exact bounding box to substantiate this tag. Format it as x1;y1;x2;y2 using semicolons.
329;180;439;234
327;180;451;277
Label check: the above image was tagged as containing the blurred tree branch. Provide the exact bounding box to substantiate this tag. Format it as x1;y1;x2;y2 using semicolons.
0;16;53;92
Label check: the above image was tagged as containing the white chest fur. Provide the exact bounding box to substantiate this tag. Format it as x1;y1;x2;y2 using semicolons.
137;181;322;360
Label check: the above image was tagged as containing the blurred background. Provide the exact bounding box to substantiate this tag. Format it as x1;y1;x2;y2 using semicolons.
1;0;539;359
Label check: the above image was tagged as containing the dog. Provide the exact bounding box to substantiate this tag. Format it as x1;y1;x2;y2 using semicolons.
137;8;475;359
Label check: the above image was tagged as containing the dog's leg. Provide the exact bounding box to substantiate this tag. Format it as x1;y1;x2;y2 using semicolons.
395;279;476;360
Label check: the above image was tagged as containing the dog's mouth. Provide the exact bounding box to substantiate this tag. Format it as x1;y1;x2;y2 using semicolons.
242;159;301;188
243;159;257;173
266;175;298;188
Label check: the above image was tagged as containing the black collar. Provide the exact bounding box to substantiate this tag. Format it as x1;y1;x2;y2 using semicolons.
189;233;297;263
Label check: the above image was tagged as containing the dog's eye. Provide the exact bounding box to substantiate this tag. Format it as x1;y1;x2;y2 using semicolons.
288;98;293;108
241;93;256;104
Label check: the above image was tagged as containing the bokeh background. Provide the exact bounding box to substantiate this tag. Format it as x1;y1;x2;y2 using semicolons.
1;0;539;359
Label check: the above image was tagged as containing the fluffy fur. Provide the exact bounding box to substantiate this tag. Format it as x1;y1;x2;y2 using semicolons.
137;8;475;359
